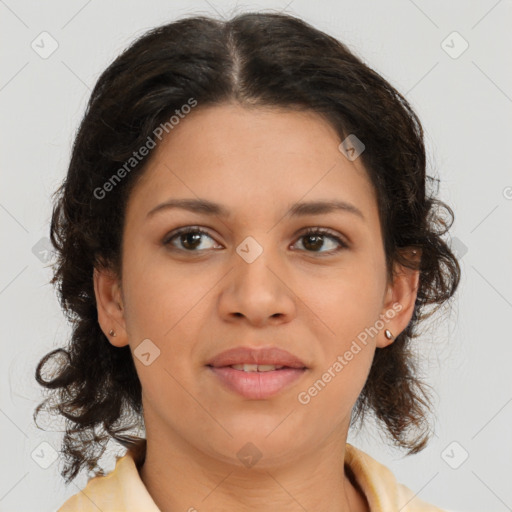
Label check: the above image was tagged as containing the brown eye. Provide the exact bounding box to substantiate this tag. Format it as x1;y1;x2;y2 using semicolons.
163;227;220;251
294;228;348;254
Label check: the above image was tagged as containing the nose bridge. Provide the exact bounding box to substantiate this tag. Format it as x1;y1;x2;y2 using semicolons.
234;232;282;295
220;231;295;322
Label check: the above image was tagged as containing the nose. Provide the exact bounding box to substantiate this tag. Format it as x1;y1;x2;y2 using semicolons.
217;244;297;327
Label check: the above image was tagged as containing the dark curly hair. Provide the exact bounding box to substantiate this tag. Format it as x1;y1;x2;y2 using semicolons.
34;11;460;484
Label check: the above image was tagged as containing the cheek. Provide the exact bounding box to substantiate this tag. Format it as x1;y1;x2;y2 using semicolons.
297;276;379;418
296;347;373;432
298;260;385;344
293;261;384;408
121;250;209;381
121;246;207;339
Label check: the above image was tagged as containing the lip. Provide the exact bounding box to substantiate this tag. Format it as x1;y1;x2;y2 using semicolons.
206;346;308;400
206;346;308;369
208;366;307;399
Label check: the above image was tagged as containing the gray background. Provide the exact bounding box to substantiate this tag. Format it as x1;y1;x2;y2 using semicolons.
1;1;511;511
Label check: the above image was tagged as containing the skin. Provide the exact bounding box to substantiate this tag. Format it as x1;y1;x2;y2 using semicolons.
94;103;420;512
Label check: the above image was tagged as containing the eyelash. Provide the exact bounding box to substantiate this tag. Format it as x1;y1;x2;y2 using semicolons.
162;226;349;255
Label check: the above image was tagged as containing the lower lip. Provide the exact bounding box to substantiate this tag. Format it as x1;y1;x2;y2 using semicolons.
208;366;307;399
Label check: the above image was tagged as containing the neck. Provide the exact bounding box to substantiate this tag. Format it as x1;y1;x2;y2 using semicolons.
138;428;369;512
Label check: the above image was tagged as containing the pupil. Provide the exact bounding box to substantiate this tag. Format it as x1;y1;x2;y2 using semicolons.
182;232;201;249
304;235;323;251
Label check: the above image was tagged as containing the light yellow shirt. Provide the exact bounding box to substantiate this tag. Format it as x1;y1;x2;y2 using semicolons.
57;443;447;511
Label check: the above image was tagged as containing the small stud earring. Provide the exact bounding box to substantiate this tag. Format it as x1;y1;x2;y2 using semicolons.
384;329;393;340
109;329;116;337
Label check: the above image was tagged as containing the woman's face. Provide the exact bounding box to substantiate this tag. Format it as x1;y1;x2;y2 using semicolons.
97;103;415;468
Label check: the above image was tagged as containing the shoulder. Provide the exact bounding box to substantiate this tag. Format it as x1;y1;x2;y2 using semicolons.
57;450;159;512
345;443;447;512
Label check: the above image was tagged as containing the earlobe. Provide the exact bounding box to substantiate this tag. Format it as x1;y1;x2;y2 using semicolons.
93;267;129;347
377;252;421;348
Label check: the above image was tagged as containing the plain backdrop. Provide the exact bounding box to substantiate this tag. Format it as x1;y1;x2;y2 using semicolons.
1;1;511;511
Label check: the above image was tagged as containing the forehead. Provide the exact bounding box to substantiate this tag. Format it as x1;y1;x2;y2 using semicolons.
124;103;378;226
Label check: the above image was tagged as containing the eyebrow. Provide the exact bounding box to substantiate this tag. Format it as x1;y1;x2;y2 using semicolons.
146;198;365;221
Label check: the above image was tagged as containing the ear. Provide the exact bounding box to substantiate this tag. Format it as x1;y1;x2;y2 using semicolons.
93;266;129;348
377;249;421;348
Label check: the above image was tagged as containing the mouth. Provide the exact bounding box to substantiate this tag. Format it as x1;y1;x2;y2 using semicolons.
206;364;308;400
215;363;298;372
205;346;309;399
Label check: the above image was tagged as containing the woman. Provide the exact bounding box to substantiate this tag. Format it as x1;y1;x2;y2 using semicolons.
35;11;460;512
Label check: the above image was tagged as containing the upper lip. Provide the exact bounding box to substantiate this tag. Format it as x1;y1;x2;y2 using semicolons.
207;346;308;369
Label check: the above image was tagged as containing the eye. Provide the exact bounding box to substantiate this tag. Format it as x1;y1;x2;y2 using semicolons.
162;226;348;254
162;226;221;252
293;227;348;254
